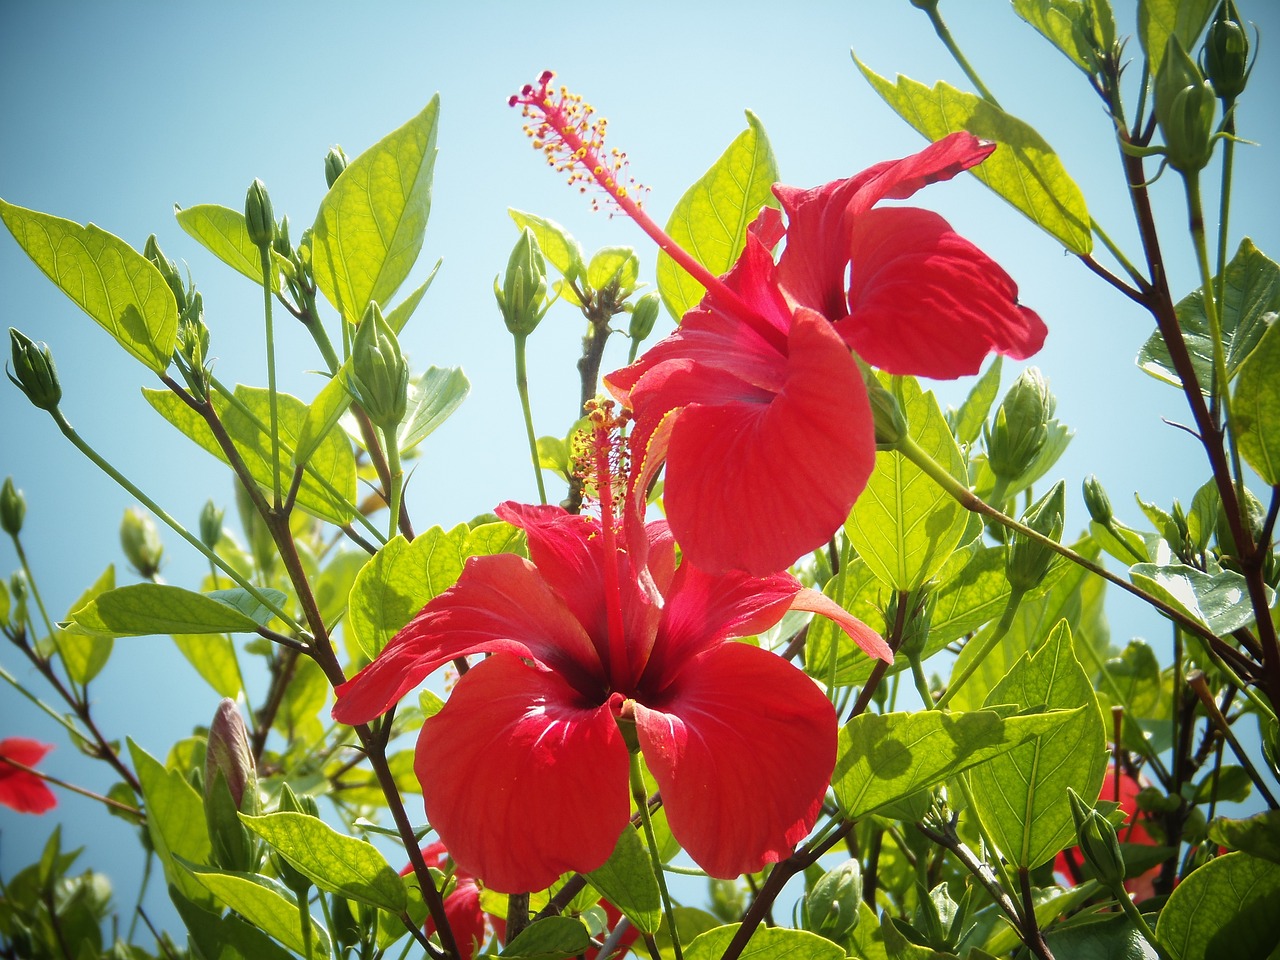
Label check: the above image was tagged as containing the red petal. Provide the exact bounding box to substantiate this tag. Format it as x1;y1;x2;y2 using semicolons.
633;643;836;878
431;877;488;960
838;206;1046;378
847;132;995;211
790;588;892;662
417;654;631;894
0;739;57;814
663;308;875;575
332;554;604;725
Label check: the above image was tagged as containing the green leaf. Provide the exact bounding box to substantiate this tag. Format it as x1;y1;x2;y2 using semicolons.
1138;240;1280;393
0;197;178;372
1129;562;1271;634
509;209;586;282
1043;913;1159;960
241;812;406;911
946;539;1108;713
172;634;244;698
173;203;280;292
968;621;1108;869
587;245;639;295
1012;0;1095;73
59;566;115;684
127;740;212;907
684;923;845;960
1233;314;1280;484
207;587;288;626
1138;0;1217;75
346;524;469;659
171;883;296;960
180;861;330;960
144;384;356;525
397;366;471;453
69;583;262;636
1096;639;1172;756
833;706;1083;819
847;376;970;590
805;557;890;687
929;544;1013;645
584;826;662;934
657;110;779;321
1155;852;1280;959
852;61;1092;255
311;97;439;323
500;916;592;959
274;656;328;745
949;356;1002;447
1208;811;1280;865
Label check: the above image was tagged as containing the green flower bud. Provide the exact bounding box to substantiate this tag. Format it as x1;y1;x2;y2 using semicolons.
1155;36;1218;174
1202;0;1250;102
143;235;188;314
803;859;862;942
1;478;25;537
120;507;164;579
273;214;293;261
984;368;1054;484
7;328;62;412
325;146;349;189
199;500;224;551
1006;480;1066;593
865;373;908;446
1082;474;1113;526
1068;788;1126;890
495;227;550;337
206;698;258;813
175;296;211;401
709;878;746;923
244;178;275;248
347;302;409;430
628;290;661;345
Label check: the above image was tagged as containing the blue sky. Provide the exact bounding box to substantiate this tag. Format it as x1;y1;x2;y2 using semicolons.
3;0;1278;938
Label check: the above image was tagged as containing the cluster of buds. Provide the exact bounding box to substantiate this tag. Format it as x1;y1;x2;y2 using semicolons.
146;236;212;401
803;859;863;942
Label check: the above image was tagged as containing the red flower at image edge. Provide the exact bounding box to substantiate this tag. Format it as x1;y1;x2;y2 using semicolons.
404;843;504;960
607;132;1047;576
0;737;57;814
333;488;890;894
1055;769;1160;901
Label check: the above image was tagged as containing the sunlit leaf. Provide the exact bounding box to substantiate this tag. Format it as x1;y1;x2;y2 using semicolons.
68;583;262;636
684;923;846;960
585;826;662;935
1129;562;1271;635
1232;314;1280;484
58;565;115;684
1138;0;1216;75
180;861;330;959
397;366;470;453
174;203;280;291
127;740;212;907
1155;852;1280;959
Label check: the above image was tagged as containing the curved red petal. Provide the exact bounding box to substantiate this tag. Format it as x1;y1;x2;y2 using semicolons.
417;654;631;894
430;877;488;960
332;554;604;725
633;642;836;878
663;308;875;575
790;588;892;662
848;132;995;211
838;206;1046;378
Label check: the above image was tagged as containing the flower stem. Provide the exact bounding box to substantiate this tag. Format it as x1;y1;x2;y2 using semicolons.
0;664;89;742
382;425;404;542
513;333;548;505
914;2;1002;106
1112;881;1172;960
934;588;1025;710
630;751;683;960
7;532;69;675
259;246;282;508
296;887;313;960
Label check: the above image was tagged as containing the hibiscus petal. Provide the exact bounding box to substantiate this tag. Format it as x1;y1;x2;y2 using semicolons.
0;738;57;814
663;307;875;575
332;554;604;725
633;643;836;878
790;587;892;662
838;206;1046;378
848;132;995;210
417;654;631;894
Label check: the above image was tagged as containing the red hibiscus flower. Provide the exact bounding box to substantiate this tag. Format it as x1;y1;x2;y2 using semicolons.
334;418;890;894
0;737;57;814
403;842;503;960
1055;768;1160;901
512;73;1045;575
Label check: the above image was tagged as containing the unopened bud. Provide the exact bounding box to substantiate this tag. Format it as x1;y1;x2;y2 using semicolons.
325;146;349;189
199;500;224;551
494;227;549;337
985;368;1054;483
7;328;62;412
1202;0;1250;103
865;374;908;446
244;179;275;249
273;214;293;261
1;478;25;537
1068;787;1126;889
143;235;188;314
206;698;257;813
1155;36;1218;174
804;859;862;942
1007;480;1066;593
120;507;164;579
1082;474;1113;526
347;302;409;430
628;290;660;344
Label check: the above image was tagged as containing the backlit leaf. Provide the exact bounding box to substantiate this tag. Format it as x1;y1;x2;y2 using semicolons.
174;203;280;291
0;197;177;372
1129;562;1272;635
1232;314;1280;484
68;583;262;636
657;110;779;321
684;923;846;960
1155;852;1280;959
585;826;662;935
397;366;471;453
500;916;592;958
949;356;1003;447
59;565;115;684
127;739;212;907
181;862;330;959
509;209;586;281
171;633;243;699
1013;0;1095;72
1138;0;1216;75
853;61;1092;254
312;97;440;323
